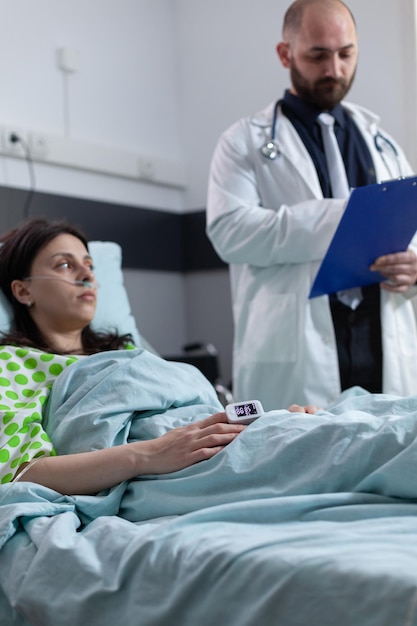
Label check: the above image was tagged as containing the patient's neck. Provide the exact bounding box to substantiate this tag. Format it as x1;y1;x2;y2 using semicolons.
41;329;85;355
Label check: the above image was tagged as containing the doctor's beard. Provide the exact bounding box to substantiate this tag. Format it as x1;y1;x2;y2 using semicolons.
289;60;356;110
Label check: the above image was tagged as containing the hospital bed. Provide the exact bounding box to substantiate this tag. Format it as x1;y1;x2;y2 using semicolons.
2;241;417;625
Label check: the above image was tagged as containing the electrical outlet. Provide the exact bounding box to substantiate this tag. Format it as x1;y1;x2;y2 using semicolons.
138;157;155;181
29;132;49;160
1;127;28;157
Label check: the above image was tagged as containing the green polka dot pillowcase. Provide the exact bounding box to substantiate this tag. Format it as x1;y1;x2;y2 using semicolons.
0;346;79;484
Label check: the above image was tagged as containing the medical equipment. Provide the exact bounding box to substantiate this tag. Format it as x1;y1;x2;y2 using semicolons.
261;100;404;179
226;399;264;424
23;275;97;289
260;99;282;159
374;130;403;178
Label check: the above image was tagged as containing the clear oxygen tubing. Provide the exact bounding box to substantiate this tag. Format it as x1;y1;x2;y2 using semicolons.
22;276;98;289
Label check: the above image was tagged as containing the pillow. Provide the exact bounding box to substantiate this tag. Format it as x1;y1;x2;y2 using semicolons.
0;288;12;333
0;240;142;348
89;241;141;346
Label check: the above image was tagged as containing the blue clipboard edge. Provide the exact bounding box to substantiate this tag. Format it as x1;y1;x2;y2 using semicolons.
309;175;417;298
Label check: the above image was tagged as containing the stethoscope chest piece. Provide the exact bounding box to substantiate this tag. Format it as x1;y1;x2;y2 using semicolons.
260;98;282;160
261;140;280;160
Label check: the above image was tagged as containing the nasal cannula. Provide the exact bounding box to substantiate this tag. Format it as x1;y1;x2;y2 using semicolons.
23;276;97;289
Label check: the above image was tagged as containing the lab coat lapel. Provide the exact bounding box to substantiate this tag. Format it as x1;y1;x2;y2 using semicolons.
250;103;323;198
275;112;323;197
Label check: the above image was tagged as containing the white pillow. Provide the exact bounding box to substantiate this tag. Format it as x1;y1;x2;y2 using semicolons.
0;240;142;348
0;288;12;332
89;241;141;346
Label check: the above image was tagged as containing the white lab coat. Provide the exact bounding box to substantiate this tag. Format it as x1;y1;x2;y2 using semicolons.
207;101;417;410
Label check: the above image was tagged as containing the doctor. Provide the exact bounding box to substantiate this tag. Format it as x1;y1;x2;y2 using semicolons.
206;0;417;410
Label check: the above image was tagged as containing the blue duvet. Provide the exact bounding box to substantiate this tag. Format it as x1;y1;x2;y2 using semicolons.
1;349;417;626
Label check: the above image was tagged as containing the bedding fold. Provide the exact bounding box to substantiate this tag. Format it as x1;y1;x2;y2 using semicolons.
2;349;417;625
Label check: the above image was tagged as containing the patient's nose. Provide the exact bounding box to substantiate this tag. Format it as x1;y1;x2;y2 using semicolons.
77;263;95;285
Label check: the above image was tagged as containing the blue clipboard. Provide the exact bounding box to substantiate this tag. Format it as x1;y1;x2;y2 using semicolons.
309;176;417;298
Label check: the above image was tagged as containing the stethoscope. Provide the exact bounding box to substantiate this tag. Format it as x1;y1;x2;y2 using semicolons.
373;131;403;179
260;99;282;160
260;99;404;179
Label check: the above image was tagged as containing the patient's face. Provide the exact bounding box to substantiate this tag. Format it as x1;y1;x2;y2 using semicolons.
26;233;97;333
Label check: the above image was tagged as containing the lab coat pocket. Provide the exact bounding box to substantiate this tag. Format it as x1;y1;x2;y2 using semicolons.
243;292;297;363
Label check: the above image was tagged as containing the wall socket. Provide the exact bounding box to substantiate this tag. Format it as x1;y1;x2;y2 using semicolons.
0;123;186;187
29;132;49;159
0;127;49;160
1;127;28;157
138;157;155;181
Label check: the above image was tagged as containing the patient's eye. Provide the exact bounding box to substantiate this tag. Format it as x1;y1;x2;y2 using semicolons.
52;254;94;273
55;260;71;271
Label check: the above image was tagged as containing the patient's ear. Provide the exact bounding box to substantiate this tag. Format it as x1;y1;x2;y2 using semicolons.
11;280;32;306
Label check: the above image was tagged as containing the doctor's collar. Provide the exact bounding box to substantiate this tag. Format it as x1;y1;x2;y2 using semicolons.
282;90;347;129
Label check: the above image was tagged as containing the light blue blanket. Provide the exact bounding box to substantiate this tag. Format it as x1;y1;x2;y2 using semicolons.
2;349;417;625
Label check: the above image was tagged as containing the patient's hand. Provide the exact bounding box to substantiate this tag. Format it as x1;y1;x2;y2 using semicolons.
16;412;245;495
141;412;245;474
287;404;319;414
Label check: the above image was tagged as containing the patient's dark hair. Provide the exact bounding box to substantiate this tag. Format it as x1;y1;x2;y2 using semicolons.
0;217;133;354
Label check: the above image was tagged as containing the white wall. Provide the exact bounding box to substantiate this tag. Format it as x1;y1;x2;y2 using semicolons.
347;0;417;167
0;0;186;210
0;0;190;359
176;0;417;209
1;0;415;208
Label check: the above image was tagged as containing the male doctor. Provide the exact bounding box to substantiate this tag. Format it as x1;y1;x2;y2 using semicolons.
206;0;417;410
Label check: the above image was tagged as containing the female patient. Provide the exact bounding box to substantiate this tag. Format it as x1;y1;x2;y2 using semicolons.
0;217;251;494
0;218;315;496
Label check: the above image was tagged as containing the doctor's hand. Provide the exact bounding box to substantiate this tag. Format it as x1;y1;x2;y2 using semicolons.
287;404;319;414
370;249;417;292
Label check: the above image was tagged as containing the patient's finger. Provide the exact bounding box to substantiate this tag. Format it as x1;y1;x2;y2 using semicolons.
198;430;244;449
198;412;228;426
198;419;246;437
